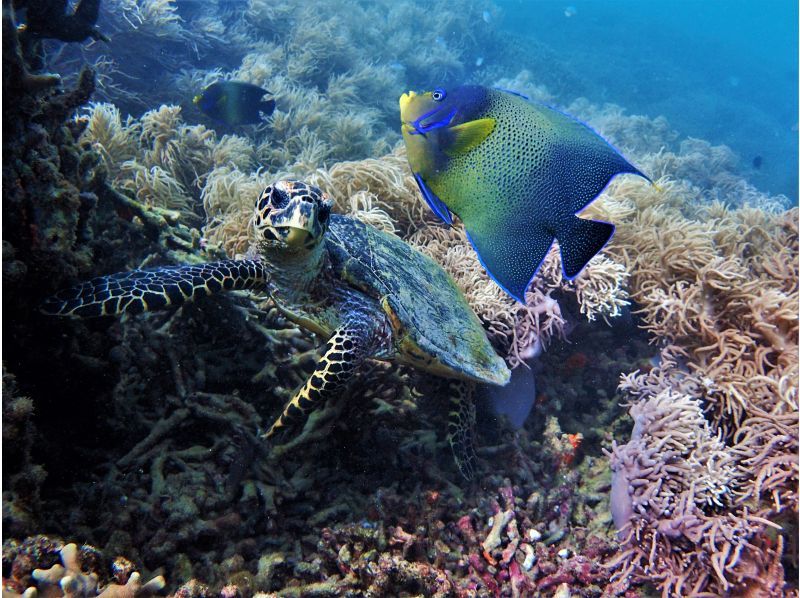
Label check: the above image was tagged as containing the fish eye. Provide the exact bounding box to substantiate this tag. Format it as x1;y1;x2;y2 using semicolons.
432;88;446;102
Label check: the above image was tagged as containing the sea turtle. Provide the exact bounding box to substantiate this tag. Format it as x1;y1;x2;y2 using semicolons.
42;180;511;478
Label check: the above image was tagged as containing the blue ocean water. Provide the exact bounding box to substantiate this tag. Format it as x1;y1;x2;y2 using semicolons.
499;0;798;201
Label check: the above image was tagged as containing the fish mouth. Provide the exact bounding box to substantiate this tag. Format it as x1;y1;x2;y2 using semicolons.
410;106;457;137
399;91;417;117
399;91;456;137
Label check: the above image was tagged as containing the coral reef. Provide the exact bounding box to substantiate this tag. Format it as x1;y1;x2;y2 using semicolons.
580;136;798;594
137;85;795;595
2;0;797;591
2;536;164;598
3;0;205;541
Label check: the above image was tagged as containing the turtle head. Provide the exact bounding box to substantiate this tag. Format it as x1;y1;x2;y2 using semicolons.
253;180;333;253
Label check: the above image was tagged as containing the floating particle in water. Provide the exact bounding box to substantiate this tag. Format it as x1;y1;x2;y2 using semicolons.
475;56;484;67
752;155;763;169
564;5;577;17
482;10;492;23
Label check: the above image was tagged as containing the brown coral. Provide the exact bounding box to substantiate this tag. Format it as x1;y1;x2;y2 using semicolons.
592;164;798;595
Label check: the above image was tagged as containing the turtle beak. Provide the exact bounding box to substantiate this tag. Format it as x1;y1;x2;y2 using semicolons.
282;227;311;247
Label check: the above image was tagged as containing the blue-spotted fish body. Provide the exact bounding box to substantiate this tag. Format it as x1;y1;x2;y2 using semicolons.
400;85;651;303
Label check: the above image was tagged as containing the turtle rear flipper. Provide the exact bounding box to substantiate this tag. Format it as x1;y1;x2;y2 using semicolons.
264;318;376;441
41;259;269;318
448;381;478;480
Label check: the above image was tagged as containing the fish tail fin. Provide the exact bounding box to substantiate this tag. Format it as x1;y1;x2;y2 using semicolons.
259;98;276;116
556;216;614;280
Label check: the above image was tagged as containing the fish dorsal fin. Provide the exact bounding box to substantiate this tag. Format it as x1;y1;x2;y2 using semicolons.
444;118;496;156
494;87;530;100
414;173;452;225
464;223;554;304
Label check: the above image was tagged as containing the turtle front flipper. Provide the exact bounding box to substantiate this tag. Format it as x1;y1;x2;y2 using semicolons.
448;381;478;480
264;319;375;440
41;260;270;318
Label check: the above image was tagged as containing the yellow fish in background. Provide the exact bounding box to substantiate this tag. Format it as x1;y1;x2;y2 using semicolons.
400;85;652;303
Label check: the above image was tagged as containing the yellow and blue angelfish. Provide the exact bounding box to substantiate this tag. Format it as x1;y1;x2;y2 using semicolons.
399;85;651;303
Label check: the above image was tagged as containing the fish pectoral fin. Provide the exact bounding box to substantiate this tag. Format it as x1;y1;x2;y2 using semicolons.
443;117;496;156
556;216;614;279
465;225;554;304
414;173;452;225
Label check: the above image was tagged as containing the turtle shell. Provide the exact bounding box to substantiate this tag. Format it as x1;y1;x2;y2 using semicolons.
326;215;510;386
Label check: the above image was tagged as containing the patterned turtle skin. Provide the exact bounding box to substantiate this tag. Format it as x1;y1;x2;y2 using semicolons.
42;180;510;478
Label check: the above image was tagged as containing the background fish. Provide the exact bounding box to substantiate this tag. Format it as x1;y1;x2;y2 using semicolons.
193;81;275;126
400;85;650;303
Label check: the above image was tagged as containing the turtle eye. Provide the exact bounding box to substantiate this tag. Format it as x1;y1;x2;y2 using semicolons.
432;87;446;102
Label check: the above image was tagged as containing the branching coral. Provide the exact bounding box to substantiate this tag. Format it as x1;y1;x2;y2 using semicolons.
607;365;796;597
578;120;798;594
3;539;165;598
80;103;139;175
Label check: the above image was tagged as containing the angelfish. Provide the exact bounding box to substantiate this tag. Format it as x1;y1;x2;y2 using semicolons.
193;81;275;126
399;85;651;303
